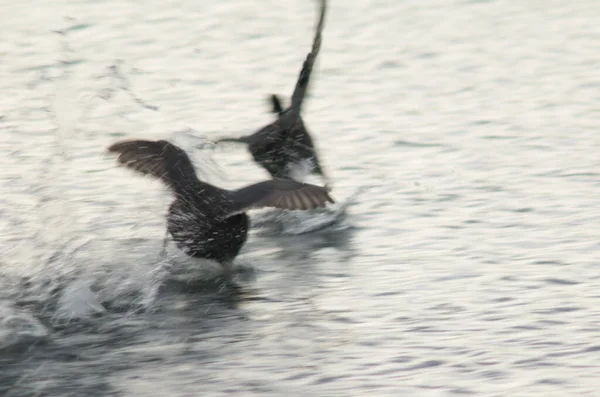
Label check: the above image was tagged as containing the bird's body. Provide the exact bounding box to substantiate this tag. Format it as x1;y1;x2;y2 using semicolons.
165;184;249;264
216;0;329;185
108;139;334;268
230;116;323;181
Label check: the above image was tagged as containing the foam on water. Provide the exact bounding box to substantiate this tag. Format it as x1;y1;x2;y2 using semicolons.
0;304;50;351
251;186;365;236
1;183;346;330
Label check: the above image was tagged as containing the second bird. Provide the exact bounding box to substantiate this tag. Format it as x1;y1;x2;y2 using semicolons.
216;0;329;186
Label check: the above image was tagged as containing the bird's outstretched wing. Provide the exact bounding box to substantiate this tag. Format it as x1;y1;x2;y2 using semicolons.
226;178;334;216
107;139;199;195
287;0;327;116
217;0;327;143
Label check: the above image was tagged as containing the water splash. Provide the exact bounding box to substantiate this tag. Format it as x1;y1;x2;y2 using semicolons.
55;278;106;322
251;185;369;235
0;304;49;352
170;127;229;186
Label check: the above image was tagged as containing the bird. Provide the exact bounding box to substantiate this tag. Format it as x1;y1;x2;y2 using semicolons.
107;139;334;275
215;0;329;187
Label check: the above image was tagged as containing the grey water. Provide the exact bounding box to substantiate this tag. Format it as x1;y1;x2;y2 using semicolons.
1;0;600;395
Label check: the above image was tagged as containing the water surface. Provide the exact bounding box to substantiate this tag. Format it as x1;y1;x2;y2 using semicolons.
1;0;600;396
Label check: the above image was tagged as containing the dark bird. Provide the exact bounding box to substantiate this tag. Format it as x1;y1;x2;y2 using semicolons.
215;0;329;186
107;139;334;274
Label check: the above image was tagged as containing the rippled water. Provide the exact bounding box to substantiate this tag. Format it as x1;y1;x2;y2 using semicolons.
2;0;600;395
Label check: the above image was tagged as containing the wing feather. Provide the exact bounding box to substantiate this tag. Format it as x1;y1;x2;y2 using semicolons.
226;179;334;216
107;139;199;195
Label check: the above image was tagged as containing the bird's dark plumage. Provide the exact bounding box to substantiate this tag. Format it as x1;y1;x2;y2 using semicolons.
108;139;334;266
216;0;328;184
270;94;284;114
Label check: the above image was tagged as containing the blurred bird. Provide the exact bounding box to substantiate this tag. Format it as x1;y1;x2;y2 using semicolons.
216;0;330;188
107;139;334;274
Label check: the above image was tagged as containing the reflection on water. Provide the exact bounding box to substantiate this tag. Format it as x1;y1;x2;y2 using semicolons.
2;0;600;396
